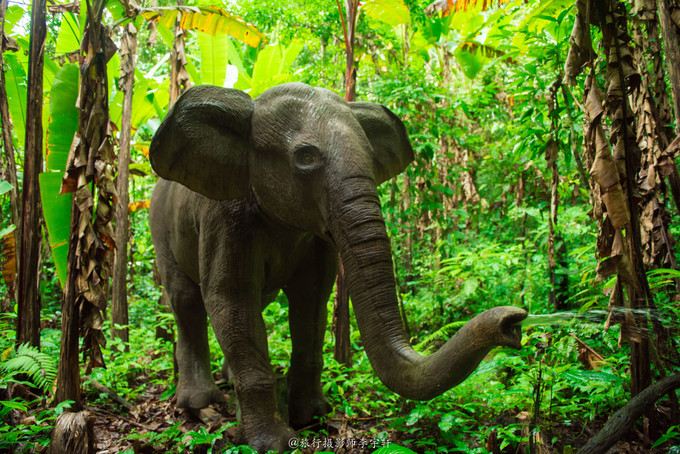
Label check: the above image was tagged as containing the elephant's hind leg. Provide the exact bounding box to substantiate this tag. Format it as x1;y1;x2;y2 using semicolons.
284;239;337;429
158;260;224;409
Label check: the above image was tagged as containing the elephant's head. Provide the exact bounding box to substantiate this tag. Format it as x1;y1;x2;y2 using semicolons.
150;83;527;400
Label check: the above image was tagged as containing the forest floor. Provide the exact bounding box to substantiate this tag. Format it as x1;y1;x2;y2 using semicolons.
83;370;666;454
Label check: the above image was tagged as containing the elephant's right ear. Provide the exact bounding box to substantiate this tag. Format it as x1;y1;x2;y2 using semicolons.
350;102;414;185
150;86;254;200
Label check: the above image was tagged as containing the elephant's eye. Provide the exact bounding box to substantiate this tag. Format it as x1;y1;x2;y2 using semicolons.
293;145;324;174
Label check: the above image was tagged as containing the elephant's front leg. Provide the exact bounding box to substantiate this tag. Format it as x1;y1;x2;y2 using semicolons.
204;291;294;452
284;239;337;429
157;260;224;409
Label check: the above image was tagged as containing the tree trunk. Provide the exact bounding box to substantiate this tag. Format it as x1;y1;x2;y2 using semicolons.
333;0;360;366
169;0;190;106
55;198;82;408
112;23;137;346
547;82;568;310
56;0;113;406
0;0;20;313
658;0;680;213
546;139;561;310
658;0;680;132
600;0;653;397
0;0;20;270
16;0;46;348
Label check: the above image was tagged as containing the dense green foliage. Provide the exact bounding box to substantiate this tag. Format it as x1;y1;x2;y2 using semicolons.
1;0;679;452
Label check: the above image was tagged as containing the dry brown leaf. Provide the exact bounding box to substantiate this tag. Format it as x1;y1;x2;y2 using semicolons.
0;231;17;293
564;0;594;85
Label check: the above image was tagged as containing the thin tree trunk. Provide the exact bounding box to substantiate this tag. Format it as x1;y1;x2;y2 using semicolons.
16;0;46;348
658;0;680;214
0;0;19;313
547;81;568;309
341;0;358;102
658;0;680;132
546;140;560;310
333;0;359;365
55;199;82;408
0;0;20;258
112;23;137;346
169;0;190;106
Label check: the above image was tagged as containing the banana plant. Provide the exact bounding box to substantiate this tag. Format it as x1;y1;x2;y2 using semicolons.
39;4;264;287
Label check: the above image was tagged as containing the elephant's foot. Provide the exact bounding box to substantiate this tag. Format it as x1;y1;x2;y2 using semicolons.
176;381;226;409
288;393;331;429
244;420;295;453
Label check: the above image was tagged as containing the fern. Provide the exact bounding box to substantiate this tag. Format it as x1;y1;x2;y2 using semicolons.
415;320;466;353
1;343;57;393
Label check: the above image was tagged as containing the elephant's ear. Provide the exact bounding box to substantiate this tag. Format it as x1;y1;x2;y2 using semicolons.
150;85;254;200
350;102;414;185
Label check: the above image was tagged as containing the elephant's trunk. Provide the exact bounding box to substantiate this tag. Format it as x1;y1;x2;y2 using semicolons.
330;176;527;400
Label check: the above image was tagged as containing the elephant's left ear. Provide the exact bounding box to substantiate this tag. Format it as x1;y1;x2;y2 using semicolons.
350;102;414;185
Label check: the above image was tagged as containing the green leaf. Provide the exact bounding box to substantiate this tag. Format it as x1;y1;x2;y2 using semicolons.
224;38;248;80
246;40;303;96
4;6;25;35
0;180;12;196
4;53;27;144
372;444;417;454
55;12;80;56
46;64;79;172
39;173;72;288
454;48;486;79
0;226;15;237
198;31;229;86
41;63;79;287
362;0;411;26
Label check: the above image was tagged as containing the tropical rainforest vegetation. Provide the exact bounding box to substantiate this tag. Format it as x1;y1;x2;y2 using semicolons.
0;0;679;452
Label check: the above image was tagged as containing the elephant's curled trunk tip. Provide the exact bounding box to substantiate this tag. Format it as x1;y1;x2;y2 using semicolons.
492;306;528;350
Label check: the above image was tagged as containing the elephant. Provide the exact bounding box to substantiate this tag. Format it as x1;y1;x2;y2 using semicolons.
148;83;527;452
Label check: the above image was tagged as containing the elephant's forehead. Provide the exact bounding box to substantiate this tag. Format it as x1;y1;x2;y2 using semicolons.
253;86;354;140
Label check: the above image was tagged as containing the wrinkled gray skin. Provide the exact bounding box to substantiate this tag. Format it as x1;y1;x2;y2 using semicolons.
149;83;527;452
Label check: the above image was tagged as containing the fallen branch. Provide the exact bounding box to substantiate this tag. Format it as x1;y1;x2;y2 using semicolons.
570;333;605;361
577;374;680;454
86;379;132;410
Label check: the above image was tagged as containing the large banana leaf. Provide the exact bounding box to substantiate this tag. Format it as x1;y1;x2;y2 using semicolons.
110;70;164;130
55;12;80;56
38;173;71;286
240;40;303;97
197;32;230;86
362;0;411;26
4;54;27;145
141;6;265;48
40;64;79;287
45;64;79;171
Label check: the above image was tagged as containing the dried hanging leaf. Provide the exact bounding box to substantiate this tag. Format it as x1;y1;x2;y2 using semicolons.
1;230;17;293
61;0;117;372
591;127;630;229
564;0;594;85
